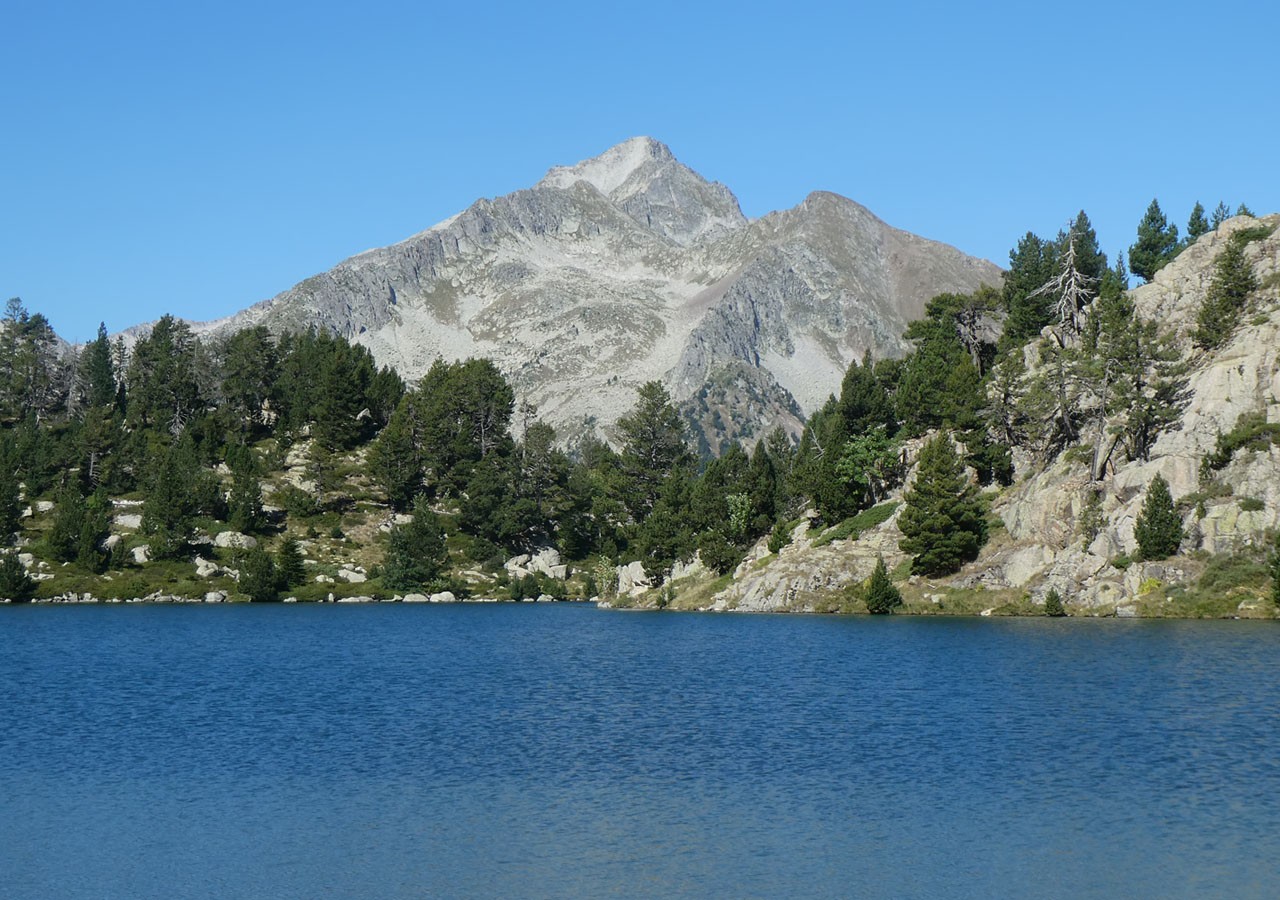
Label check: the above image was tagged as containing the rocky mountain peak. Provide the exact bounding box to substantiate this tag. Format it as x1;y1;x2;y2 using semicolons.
179;139;1001;450
539;136;675;196
538;137;746;245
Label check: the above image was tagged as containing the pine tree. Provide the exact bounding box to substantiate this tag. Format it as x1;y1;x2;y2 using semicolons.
219;326;278;436
368;396;423;510
835;427;901;508
617;381;694;517
276;536;306;590
1193;234;1258;350
383;496;448;591
864;556;902;614
226;451;264;534
240;547;280;602
898;433;987;576
46;484;87;563
141;435;200;559
77;322;117;411
1269;533;1280;608
0;459;20;545
125;314;201;435
1044;588;1066;617
1210;202;1231;230
838;351;896;433
1134;474;1182;561
0;551;36;602
1002;232;1059;345
77;491;111;573
1186;202;1210;243
1129;199;1180;282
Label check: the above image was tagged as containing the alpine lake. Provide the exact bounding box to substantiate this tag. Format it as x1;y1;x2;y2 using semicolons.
3;602;1277;898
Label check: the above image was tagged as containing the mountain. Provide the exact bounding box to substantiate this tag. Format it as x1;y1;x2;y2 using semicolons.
192;137;1001;448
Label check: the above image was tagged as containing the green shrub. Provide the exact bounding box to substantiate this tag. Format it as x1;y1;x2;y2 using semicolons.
1239;497;1265;512
767;520;793;554
1201;411;1280;475
812;502;899;548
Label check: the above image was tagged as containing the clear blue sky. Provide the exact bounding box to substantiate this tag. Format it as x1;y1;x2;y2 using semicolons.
3;0;1277;342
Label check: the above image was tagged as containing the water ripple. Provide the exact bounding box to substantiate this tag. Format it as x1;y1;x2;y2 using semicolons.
2;605;1278;898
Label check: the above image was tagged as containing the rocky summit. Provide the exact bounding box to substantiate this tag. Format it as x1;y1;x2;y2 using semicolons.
190;137;1000;449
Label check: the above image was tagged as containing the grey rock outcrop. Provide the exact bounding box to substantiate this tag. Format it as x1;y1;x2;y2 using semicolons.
689;215;1280;615
161;137;999;449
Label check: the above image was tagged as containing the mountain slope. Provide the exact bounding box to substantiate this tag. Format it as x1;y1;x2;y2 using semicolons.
191;137;1001;447
703;215;1280;615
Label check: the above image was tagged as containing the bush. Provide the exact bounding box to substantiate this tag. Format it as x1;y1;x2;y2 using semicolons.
768;520;793;554
1200;411;1280;476
813;502;899;548
1239;497;1265;512
697;532;742;575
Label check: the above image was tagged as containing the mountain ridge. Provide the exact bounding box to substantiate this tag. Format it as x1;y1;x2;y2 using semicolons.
157;137;1002;448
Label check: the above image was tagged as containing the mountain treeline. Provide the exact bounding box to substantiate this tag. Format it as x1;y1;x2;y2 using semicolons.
1;197;1275;605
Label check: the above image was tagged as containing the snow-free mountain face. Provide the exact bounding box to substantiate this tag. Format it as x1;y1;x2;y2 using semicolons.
192;137;1002;450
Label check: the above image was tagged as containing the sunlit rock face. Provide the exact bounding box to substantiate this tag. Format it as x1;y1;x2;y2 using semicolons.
178;137;1001;449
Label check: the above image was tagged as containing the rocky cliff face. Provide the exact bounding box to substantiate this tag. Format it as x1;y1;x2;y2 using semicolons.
704;215;1280;615
183;137;1000;448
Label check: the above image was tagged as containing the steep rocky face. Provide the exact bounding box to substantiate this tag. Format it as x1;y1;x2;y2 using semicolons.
187;137;1001;447
707;215;1280;615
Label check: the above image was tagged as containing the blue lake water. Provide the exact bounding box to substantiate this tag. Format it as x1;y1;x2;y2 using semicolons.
2;604;1278;898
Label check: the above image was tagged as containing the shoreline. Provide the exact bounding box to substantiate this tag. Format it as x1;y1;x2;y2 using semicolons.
5;593;1275;620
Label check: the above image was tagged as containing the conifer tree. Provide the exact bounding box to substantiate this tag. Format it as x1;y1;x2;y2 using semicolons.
369;397;423;510
0;551;36;602
142;435;200;559
219;326;278;436
1134;474;1182;561
1002;232;1059;344
126;314;201;435
1044;588;1066;617
0;462;20;545
617;381;694;517
226;449;264;533
1129;199;1180;282
46;484;87;563
240;547;280;602
1193;234;1258;350
1210;202;1231;230
898;433;987;576
77;491;111;573
1186;202;1210;243
835;427;901;508
77;323;117;411
384;496;448;591
1269;533;1280;608
276;536;306;590
864;556;902;614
